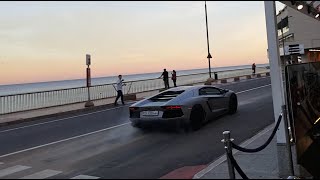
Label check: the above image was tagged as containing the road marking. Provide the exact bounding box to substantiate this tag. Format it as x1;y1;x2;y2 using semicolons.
70;175;100;179
0;165;31;178
193;123;274;179
0;122;131;158
20;169;62;179
236;84;271;94
0;103;135;133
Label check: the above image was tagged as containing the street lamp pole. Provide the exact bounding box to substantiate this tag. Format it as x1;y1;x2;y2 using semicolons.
205;1;212;78
281;18;286;61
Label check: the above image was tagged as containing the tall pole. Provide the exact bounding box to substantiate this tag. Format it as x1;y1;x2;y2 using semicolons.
264;1;293;177
281;18;286;61
85;54;94;108
205;1;212;78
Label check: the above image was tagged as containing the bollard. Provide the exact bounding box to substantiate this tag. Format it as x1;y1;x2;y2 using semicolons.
214;72;218;80
222;131;236;179
124;94;137;101
221;79;227;83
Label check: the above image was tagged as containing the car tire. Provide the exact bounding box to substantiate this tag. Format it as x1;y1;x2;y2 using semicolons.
228;94;238;114
190;105;205;131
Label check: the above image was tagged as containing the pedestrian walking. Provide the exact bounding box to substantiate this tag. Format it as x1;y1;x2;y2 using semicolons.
114;75;126;106
252;63;256;75
171;70;177;87
159;69;170;89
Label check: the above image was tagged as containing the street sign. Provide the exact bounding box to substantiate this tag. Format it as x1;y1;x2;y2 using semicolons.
86;54;91;66
284;44;305;55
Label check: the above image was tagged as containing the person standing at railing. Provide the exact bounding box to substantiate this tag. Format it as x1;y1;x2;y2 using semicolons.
114;75;126;106
252;63;256;75
171;70;177;87
159;69;170;89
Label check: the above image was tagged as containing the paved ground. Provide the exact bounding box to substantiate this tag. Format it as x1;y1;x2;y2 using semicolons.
195;124;279;179
0;77;274;179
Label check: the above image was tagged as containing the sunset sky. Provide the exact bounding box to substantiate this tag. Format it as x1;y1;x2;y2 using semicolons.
0;1;285;85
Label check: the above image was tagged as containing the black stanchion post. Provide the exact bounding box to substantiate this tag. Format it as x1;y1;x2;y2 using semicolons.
282;105;294;176
222;131;235;179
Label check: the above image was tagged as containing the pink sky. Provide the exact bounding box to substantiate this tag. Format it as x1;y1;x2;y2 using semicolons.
0;1;285;85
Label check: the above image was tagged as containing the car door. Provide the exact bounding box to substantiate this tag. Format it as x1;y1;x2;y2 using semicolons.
199;87;227;116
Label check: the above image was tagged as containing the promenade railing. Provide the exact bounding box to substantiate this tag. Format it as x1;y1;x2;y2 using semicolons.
0;66;269;115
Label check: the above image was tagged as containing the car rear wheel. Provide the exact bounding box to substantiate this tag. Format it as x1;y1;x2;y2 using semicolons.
228;94;238;114
190;105;205;131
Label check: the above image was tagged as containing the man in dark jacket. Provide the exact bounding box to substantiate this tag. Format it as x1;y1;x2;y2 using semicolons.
252;63;256;75
159;69;170;89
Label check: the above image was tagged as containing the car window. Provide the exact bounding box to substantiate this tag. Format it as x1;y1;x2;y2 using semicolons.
177;90;194;101
150;90;185;101
199;87;222;95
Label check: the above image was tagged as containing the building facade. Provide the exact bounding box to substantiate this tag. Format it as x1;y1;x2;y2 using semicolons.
277;6;320;63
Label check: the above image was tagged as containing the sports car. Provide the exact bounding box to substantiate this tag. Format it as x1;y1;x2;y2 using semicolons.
129;85;238;131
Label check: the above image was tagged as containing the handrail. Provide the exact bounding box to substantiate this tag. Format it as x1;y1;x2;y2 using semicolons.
0;66;269;98
0;66;269;115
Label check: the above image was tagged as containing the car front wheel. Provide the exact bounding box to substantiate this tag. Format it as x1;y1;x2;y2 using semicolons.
189;105;205;131
228;94;238;114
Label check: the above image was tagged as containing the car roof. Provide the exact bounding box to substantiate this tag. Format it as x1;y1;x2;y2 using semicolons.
165;85;221;92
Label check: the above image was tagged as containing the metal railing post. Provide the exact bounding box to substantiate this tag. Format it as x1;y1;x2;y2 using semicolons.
282;105;294;176
222;131;236;179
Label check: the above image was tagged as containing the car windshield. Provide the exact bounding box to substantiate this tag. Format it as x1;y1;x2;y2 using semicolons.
150;90;185;102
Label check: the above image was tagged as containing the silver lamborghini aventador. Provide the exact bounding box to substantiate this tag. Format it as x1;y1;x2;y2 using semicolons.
129;85;238;131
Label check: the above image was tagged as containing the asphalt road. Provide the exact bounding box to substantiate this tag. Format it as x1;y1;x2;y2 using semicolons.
0;77;274;179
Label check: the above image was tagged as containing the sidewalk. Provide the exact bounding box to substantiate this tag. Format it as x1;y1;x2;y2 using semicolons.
194;124;279;179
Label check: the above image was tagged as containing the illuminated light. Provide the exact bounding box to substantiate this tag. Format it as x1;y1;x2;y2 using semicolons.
314;117;320;125
309;49;320;52
316;14;320;18
297;4;303;10
129;107;139;111
163;106;182;110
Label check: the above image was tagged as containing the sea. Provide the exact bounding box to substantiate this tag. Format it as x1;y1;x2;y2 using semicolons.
0;64;268;96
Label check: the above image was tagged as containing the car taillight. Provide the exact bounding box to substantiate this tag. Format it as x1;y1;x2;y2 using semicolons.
162;106;183;118
129;107;139;111
162;106;182;110
129;107;140;118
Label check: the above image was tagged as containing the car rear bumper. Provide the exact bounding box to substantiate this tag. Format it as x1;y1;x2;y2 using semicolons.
130;117;187;125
